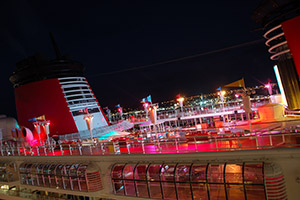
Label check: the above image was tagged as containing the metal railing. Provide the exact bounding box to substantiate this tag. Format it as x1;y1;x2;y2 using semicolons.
111;98;270;123
0;130;299;157
285;109;300;115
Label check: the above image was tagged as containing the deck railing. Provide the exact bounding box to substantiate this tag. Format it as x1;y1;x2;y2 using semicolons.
1;130;299;157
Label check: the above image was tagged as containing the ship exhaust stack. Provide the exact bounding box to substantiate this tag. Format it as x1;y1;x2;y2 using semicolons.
253;0;300;110
10;37;109;141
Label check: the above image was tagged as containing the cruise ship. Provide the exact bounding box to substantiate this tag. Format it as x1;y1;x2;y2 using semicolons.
1;1;300;200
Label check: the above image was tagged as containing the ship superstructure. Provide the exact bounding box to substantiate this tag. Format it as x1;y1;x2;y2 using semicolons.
253;0;300;110
1;1;300;200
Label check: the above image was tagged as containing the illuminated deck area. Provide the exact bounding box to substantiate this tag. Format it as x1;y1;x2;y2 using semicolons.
1;120;300;200
2;121;300;157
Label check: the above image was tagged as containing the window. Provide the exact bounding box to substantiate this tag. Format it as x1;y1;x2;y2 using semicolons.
134;164;148;198
176;165;192;200
72;107;100;116
19;162;101;192
111;162;267;200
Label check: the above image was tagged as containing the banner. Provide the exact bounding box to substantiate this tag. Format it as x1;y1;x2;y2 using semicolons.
28;115;45;121
224;78;245;88
141;95;152;103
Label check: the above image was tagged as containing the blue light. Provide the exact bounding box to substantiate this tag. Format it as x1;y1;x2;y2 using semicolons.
98;130;117;139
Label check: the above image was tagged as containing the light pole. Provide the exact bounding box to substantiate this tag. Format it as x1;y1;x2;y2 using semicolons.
265;82;273;95
234;94;239;107
31;116;50;146
44;121;51;146
200;94;204;112
143;102;149;120
218;91;226;122
148;104;158;138
104;107;111;123
117;107;123;120
177;97;185;115
242;95;252;132
33;122;42;145
84;114;94;141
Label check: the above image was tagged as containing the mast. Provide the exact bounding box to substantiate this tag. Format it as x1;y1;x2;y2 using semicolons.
49;32;62;59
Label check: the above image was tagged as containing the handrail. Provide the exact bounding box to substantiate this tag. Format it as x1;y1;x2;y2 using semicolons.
1;131;299;157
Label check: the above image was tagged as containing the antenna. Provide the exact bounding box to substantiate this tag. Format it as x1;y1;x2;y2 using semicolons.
49;32;62;59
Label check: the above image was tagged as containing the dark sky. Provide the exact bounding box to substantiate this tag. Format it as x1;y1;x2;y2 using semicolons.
0;0;275;117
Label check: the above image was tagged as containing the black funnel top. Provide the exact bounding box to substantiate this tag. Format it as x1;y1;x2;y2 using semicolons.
10;36;85;88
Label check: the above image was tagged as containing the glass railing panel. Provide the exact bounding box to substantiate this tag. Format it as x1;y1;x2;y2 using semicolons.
207;164;224;183
147;164;162;181
246;185;266;200
191;183;208;200
161;181;176;200
225;164;243;183
134;164;147;180
20;173;27;185
135;180;148;198
176;182;192;200
112;179;124;195
175;164;191;182
161;164;175;182
56;176;64;189
226;184;245;200
123;164;135;180
149;181;162;199
62;176;71;190
124;180;135;196
244;163;263;184
191;164;206;182
70;176;80;191
111;164;125;179
208;184;226;200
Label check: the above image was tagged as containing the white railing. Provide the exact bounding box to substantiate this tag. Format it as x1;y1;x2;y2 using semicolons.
285;109;300;115
115;103;266;123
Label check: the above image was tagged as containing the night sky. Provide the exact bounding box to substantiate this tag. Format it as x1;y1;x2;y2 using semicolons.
0;0;275;117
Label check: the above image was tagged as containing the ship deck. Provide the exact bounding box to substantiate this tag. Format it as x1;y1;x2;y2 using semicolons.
1;119;300;157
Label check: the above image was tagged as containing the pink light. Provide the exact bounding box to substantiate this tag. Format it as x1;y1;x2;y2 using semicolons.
235;94;239;98
265;84;270;88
